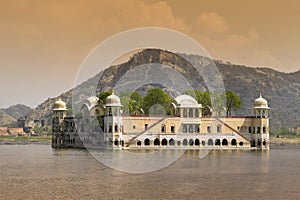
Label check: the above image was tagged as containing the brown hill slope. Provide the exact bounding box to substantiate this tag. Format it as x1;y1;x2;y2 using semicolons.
0;113;16;126
24;49;299;129
0;104;32;127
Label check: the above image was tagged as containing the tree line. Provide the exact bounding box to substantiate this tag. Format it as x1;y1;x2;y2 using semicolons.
98;88;241;116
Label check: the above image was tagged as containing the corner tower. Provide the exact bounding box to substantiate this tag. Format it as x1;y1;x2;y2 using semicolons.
52;98;68;148
104;93;123;148
253;93;269;118
53;98;68;119
252;93;270;149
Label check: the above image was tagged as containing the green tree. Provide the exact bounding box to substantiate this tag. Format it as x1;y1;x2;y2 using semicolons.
184;90;212;116
142;88;173;115
33;125;44;135
199;91;213;116
129;92;143;114
98;90;113;105
210;93;226;116
120;91;143;114
224;90;242;116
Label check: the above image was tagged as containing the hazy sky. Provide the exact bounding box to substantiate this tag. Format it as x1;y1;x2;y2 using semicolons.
1;0;300;108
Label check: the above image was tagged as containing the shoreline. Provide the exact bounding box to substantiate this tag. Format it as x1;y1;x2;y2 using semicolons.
269;136;300;144
0;136;51;145
1;136;300;146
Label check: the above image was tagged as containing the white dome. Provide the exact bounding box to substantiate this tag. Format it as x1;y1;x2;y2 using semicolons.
53;98;67;111
174;95;201;108
254;94;269;109
87;96;99;107
105;93;122;107
82;96;99;111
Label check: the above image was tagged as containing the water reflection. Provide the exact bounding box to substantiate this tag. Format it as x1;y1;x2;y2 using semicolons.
91;149;186;173
1;145;300;200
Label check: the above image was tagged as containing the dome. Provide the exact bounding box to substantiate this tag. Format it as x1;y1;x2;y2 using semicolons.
254;94;269;109
105;93;122;107
174;94;201;108
53;98;67;111
86;96;99;107
82;96;99;111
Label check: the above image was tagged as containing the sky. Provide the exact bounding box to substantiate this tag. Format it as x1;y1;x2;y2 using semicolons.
0;0;300;108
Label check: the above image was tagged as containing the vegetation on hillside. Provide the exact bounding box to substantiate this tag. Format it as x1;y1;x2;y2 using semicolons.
184;90;242;116
98;88;241;117
21;48;300;130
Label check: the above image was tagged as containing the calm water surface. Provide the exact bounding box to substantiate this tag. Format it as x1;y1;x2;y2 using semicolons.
0;145;300;199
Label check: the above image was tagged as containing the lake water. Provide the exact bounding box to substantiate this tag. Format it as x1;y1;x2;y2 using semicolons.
0;144;300;199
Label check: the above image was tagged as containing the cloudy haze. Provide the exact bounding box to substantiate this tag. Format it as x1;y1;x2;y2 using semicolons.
0;0;299;108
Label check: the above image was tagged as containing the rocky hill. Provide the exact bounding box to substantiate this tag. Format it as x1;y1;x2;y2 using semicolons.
0;104;32;126
0;113;16;126
24;49;300;129
24;74;100;127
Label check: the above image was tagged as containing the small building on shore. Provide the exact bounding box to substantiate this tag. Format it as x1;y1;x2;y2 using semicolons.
52;93;270;150
0;127;26;136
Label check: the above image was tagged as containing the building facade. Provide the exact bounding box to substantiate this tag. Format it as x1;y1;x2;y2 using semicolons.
52;93;270;150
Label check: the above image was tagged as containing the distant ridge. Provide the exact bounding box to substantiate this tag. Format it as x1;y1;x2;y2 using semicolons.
23;48;300;130
0;104;32;126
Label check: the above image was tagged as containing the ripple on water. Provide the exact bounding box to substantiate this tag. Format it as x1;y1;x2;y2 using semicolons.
0;145;299;199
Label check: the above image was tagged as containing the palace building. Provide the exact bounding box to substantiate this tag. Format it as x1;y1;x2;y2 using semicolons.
52;93;270;150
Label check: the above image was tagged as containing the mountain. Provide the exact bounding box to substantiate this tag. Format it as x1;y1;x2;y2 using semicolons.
24;74;101;126
4;104;33;119
0;113;16;126
23;49;300;130
0;104;32;126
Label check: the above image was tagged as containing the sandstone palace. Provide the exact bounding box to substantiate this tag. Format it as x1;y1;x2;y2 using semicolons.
52;93;270;150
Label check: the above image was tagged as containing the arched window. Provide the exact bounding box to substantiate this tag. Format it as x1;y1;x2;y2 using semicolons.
107;107;112;116
114;139;118;146
208;139;213;146
189;108;193;118
263;140;266;146
257;127;261;133
183;109;187;117
217;125;222;133
222;139;228;146
162;138;168;146
154;138;160;146
257;139;261;146
215;139;221;146
251;140;256;147
207;126;211;133
263;127;266;133
137;141;141;146
195;125;200;133
189;139;194;146
195;109;199;118
183;139;188;146
161;125;166;133
144;138;150;146
171;125;175;133
239;141;244;146
183;125;187;133
231;139;237;146
189;125;193;133
195;139;200;146
169;138;175;146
